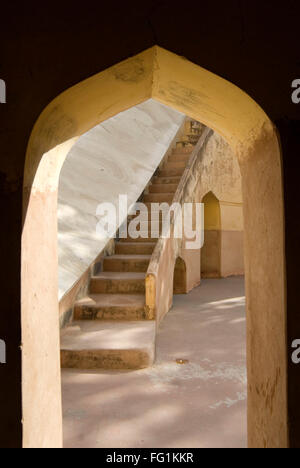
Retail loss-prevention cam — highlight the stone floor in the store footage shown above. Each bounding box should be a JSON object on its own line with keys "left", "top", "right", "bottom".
{"left": 62, "top": 276, "right": 247, "bottom": 448}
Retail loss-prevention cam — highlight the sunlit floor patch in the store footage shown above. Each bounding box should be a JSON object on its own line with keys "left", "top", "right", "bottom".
{"left": 62, "top": 276, "right": 247, "bottom": 448}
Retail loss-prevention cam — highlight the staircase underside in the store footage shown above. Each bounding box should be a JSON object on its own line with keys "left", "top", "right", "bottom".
{"left": 60, "top": 121, "right": 203, "bottom": 370}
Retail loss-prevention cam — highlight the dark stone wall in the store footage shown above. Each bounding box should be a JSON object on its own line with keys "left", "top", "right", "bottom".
{"left": 0, "top": 0, "right": 299, "bottom": 448}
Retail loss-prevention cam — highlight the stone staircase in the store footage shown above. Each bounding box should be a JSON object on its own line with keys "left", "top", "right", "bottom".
{"left": 60, "top": 121, "right": 202, "bottom": 370}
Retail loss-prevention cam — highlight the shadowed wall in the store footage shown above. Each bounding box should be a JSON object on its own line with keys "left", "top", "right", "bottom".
{"left": 201, "top": 192, "right": 221, "bottom": 278}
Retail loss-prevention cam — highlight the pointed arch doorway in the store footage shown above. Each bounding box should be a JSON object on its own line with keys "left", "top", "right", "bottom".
{"left": 22, "top": 46, "right": 286, "bottom": 448}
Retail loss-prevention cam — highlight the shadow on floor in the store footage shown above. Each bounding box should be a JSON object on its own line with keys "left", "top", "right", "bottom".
{"left": 62, "top": 276, "right": 247, "bottom": 448}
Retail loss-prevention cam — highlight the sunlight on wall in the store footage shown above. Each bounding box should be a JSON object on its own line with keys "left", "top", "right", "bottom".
{"left": 58, "top": 99, "right": 184, "bottom": 299}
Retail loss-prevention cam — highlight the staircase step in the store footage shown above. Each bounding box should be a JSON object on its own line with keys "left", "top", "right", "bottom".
{"left": 140, "top": 202, "right": 172, "bottom": 211}
{"left": 74, "top": 294, "right": 146, "bottom": 321}
{"left": 115, "top": 242, "right": 156, "bottom": 255}
{"left": 149, "top": 183, "right": 178, "bottom": 193}
{"left": 168, "top": 153, "right": 191, "bottom": 163}
{"left": 128, "top": 203, "right": 170, "bottom": 214}
{"left": 127, "top": 219, "right": 162, "bottom": 230}
{"left": 152, "top": 176, "right": 181, "bottom": 185}
{"left": 127, "top": 211, "right": 149, "bottom": 221}
{"left": 127, "top": 204, "right": 166, "bottom": 218}
{"left": 174, "top": 145, "right": 193, "bottom": 153}
{"left": 185, "top": 132, "right": 201, "bottom": 141}
{"left": 90, "top": 272, "right": 145, "bottom": 294}
{"left": 185, "top": 131, "right": 202, "bottom": 137}
{"left": 143, "top": 193, "right": 174, "bottom": 203}
{"left": 119, "top": 233, "right": 159, "bottom": 243}
{"left": 164, "top": 161, "right": 186, "bottom": 170}
{"left": 103, "top": 254, "right": 151, "bottom": 273}
{"left": 61, "top": 320, "right": 155, "bottom": 369}
{"left": 158, "top": 168, "right": 185, "bottom": 177}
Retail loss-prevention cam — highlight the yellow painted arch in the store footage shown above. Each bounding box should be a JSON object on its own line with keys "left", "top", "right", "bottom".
{"left": 24, "top": 46, "right": 272, "bottom": 192}
{"left": 22, "top": 46, "right": 287, "bottom": 448}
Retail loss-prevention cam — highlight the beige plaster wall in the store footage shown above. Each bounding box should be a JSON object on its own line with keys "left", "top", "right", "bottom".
{"left": 58, "top": 99, "right": 184, "bottom": 300}
{"left": 201, "top": 230, "right": 221, "bottom": 277}
{"left": 197, "top": 133, "right": 244, "bottom": 278}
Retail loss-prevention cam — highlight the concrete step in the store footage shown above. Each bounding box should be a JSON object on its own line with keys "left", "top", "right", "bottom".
{"left": 103, "top": 254, "right": 151, "bottom": 273}
{"left": 119, "top": 233, "right": 159, "bottom": 243}
{"left": 139, "top": 202, "right": 172, "bottom": 212}
{"left": 115, "top": 242, "right": 156, "bottom": 255}
{"left": 127, "top": 204, "right": 165, "bottom": 218}
{"left": 74, "top": 294, "right": 146, "bottom": 321}
{"left": 90, "top": 272, "right": 145, "bottom": 294}
{"left": 127, "top": 211, "right": 149, "bottom": 221}
{"left": 61, "top": 320, "right": 155, "bottom": 370}
{"left": 143, "top": 193, "right": 174, "bottom": 203}
{"left": 177, "top": 136, "right": 192, "bottom": 142}
{"left": 158, "top": 167, "right": 185, "bottom": 177}
{"left": 128, "top": 202, "right": 170, "bottom": 213}
{"left": 186, "top": 132, "right": 201, "bottom": 141}
{"left": 163, "top": 161, "right": 186, "bottom": 170}
{"left": 152, "top": 176, "right": 181, "bottom": 185}
{"left": 149, "top": 183, "right": 178, "bottom": 193}
{"left": 185, "top": 131, "right": 201, "bottom": 137}
{"left": 174, "top": 144, "right": 193, "bottom": 153}
{"left": 168, "top": 153, "right": 191, "bottom": 163}
{"left": 127, "top": 219, "right": 162, "bottom": 230}
{"left": 125, "top": 215, "right": 151, "bottom": 226}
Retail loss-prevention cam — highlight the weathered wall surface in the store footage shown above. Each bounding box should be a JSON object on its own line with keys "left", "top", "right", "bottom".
{"left": 201, "top": 192, "right": 221, "bottom": 277}
{"left": 180, "top": 131, "right": 244, "bottom": 289}
{"left": 198, "top": 132, "right": 244, "bottom": 278}
{"left": 58, "top": 99, "right": 184, "bottom": 299}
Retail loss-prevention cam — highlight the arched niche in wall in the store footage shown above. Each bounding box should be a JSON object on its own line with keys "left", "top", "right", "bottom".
{"left": 173, "top": 257, "right": 187, "bottom": 294}
{"left": 201, "top": 191, "right": 221, "bottom": 278}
